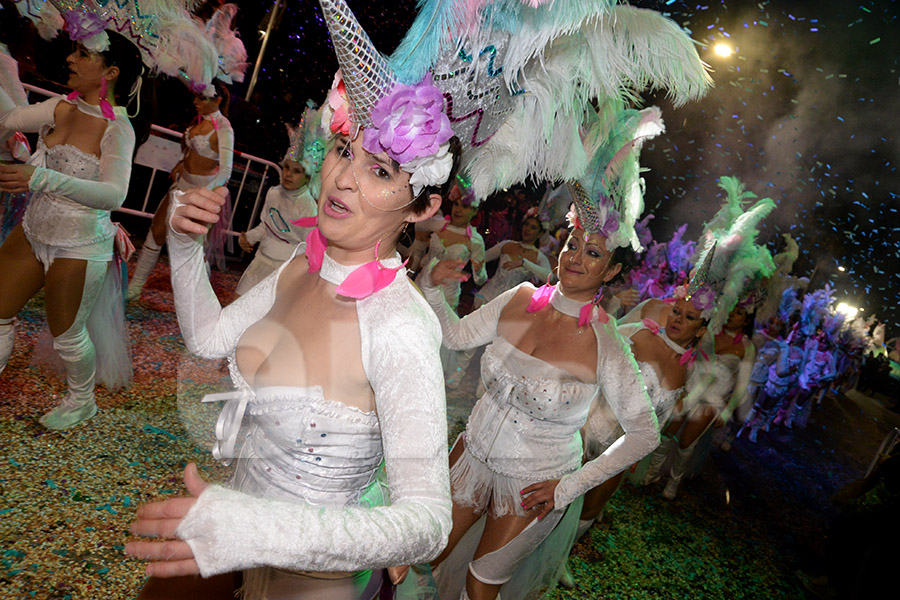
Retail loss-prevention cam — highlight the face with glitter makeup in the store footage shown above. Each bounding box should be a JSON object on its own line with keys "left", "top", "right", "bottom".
{"left": 317, "top": 133, "right": 440, "bottom": 259}
{"left": 666, "top": 298, "right": 707, "bottom": 345}
{"left": 557, "top": 228, "right": 621, "bottom": 301}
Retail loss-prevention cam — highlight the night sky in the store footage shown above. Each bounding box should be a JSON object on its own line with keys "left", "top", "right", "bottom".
{"left": 175, "top": 1, "right": 900, "bottom": 334}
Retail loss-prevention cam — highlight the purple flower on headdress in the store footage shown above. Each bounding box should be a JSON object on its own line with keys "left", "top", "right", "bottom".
{"left": 363, "top": 75, "right": 453, "bottom": 165}
{"left": 691, "top": 286, "right": 717, "bottom": 311}
{"left": 599, "top": 210, "right": 620, "bottom": 239}
{"left": 63, "top": 10, "right": 107, "bottom": 42}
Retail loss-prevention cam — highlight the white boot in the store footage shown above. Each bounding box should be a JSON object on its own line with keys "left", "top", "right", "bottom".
{"left": 663, "top": 445, "right": 692, "bottom": 500}
{"left": 642, "top": 435, "right": 675, "bottom": 485}
{"left": 126, "top": 233, "right": 162, "bottom": 301}
{"left": 0, "top": 316, "right": 14, "bottom": 376}
{"left": 40, "top": 323, "right": 97, "bottom": 430}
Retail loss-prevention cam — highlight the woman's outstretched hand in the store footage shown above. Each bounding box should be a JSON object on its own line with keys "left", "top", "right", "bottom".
{"left": 0, "top": 163, "right": 34, "bottom": 193}
{"left": 125, "top": 462, "right": 209, "bottom": 577}
{"left": 169, "top": 187, "right": 228, "bottom": 236}
{"left": 430, "top": 259, "right": 469, "bottom": 286}
{"left": 520, "top": 478, "right": 560, "bottom": 521}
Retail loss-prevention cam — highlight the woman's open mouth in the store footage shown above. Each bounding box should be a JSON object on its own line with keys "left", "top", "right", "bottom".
{"left": 323, "top": 196, "right": 352, "bottom": 218}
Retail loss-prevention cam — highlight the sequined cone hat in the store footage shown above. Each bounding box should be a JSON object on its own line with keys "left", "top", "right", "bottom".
{"left": 317, "top": 0, "right": 397, "bottom": 135}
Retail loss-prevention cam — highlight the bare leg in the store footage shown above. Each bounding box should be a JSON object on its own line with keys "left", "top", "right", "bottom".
{"left": 0, "top": 226, "right": 46, "bottom": 374}
{"left": 663, "top": 405, "right": 718, "bottom": 499}
{"left": 149, "top": 193, "right": 171, "bottom": 246}
{"left": 465, "top": 507, "right": 556, "bottom": 600}
{"left": 0, "top": 225, "right": 45, "bottom": 319}
{"left": 580, "top": 472, "right": 623, "bottom": 522}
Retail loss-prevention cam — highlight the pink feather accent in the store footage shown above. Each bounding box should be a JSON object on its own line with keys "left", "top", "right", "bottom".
{"left": 642, "top": 318, "right": 661, "bottom": 335}
{"left": 304, "top": 227, "right": 327, "bottom": 273}
{"left": 291, "top": 216, "right": 318, "bottom": 228}
{"left": 526, "top": 283, "right": 553, "bottom": 313}
{"left": 335, "top": 258, "right": 407, "bottom": 299}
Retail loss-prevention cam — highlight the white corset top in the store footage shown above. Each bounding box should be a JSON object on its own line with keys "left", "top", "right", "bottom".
{"left": 23, "top": 140, "right": 115, "bottom": 247}
{"left": 637, "top": 361, "right": 682, "bottom": 425}
{"left": 464, "top": 337, "right": 598, "bottom": 480}
{"left": 208, "top": 379, "right": 385, "bottom": 509}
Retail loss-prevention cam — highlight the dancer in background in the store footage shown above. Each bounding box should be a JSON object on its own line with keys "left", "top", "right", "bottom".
{"left": 126, "top": 81, "right": 235, "bottom": 300}
{"left": 127, "top": 4, "right": 246, "bottom": 300}
{"left": 0, "top": 0, "right": 215, "bottom": 429}
{"left": 473, "top": 208, "right": 552, "bottom": 308}
{"left": 235, "top": 104, "right": 324, "bottom": 296}
{"left": 126, "top": 2, "right": 458, "bottom": 597}
{"left": 415, "top": 180, "right": 657, "bottom": 600}
{"left": 639, "top": 178, "right": 775, "bottom": 499}
{"left": 411, "top": 180, "right": 486, "bottom": 310}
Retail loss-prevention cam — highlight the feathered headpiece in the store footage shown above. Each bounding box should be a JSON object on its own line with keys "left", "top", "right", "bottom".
{"left": 316, "top": 0, "right": 455, "bottom": 198}
{"left": 573, "top": 102, "right": 665, "bottom": 251}
{"left": 285, "top": 102, "right": 327, "bottom": 199}
{"left": 204, "top": 3, "right": 248, "bottom": 85}
{"left": 675, "top": 176, "right": 776, "bottom": 334}
{"left": 388, "top": 0, "right": 712, "bottom": 200}
{"left": 799, "top": 285, "right": 835, "bottom": 337}
{"left": 15, "top": 0, "right": 219, "bottom": 95}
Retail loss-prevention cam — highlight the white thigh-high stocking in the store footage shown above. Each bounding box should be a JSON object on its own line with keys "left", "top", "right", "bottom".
{"left": 126, "top": 232, "right": 162, "bottom": 300}
{"left": 0, "top": 316, "right": 14, "bottom": 376}
{"left": 41, "top": 261, "right": 107, "bottom": 430}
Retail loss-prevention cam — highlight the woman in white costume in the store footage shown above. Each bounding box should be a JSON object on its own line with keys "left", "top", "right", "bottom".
{"left": 415, "top": 181, "right": 658, "bottom": 600}
{"left": 126, "top": 81, "right": 235, "bottom": 300}
{"left": 127, "top": 4, "right": 246, "bottom": 299}
{"left": 0, "top": 27, "right": 142, "bottom": 429}
{"left": 126, "top": 2, "right": 458, "bottom": 598}
{"left": 636, "top": 178, "right": 775, "bottom": 499}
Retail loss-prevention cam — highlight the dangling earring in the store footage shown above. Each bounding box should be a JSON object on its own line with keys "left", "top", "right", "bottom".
{"left": 98, "top": 76, "right": 116, "bottom": 121}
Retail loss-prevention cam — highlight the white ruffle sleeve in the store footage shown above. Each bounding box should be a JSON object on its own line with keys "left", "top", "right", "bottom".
{"left": 719, "top": 340, "right": 756, "bottom": 423}
{"left": 553, "top": 319, "right": 659, "bottom": 509}
{"left": 168, "top": 228, "right": 451, "bottom": 575}
{"left": 211, "top": 116, "right": 234, "bottom": 189}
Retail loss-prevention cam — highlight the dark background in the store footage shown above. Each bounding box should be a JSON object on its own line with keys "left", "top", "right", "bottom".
{"left": 2, "top": 0, "right": 897, "bottom": 333}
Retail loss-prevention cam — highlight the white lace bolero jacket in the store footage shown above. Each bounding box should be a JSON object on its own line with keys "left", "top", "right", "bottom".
{"left": 421, "top": 278, "right": 659, "bottom": 510}
{"left": 0, "top": 96, "right": 134, "bottom": 246}
{"left": 166, "top": 228, "right": 452, "bottom": 577}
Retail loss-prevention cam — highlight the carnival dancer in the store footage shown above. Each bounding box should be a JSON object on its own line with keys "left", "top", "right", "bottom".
{"left": 126, "top": 2, "right": 459, "bottom": 597}
{"left": 0, "top": 0, "right": 215, "bottom": 429}
{"left": 410, "top": 179, "right": 487, "bottom": 309}
{"left": 473, "top": 208, "right": 552, "bottom": 308}
{"left": 740, "top": 287, "right": 804, "bottom": 442}
{"left": 635, "top": 177, "right": 775, "bottom": 498}
{"left": 126, "top": 4, "right": 245, "bottom": 300}
{"left": 235, "top": 105, "right": 324, "bottom": 296}
{"left": 414, "top": 180, "right": 657, "bottom": 600}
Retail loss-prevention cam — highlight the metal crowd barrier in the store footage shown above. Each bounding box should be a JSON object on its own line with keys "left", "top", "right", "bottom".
{"left": 22, "top": 83, "right": 281, "bottom": 240}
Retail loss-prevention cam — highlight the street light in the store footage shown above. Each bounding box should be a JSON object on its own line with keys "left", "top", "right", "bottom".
{"left": 836, "top": 303, "right": 858, "bottom": 319}
{"left": 838, "top": 265, "right": 846, "bottom": 272}
{"left": 713, "top": 43, "right": 733, "bottom": 58}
